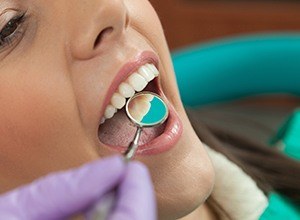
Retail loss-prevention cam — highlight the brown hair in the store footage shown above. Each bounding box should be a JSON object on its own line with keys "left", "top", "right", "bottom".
{"left": 186, "top": 106, "right": 300, "bottom": 207}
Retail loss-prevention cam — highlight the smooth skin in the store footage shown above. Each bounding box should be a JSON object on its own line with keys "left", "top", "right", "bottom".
{"left": 0, "top": 0, "right": 215, "bottom": 219}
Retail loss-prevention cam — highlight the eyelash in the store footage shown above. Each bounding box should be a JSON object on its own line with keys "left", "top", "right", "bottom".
{"left": 0, "top": 12, "right": 27, "bottom": 50}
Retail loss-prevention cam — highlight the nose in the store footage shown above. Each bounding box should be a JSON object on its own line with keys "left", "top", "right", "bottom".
{"left": 69, "top": 0, "right": 129, "bottom": 60}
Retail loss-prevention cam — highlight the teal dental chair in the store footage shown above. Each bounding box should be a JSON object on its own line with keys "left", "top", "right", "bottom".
{"left": 172, "top": 33, "right": 300, "bottom": 219}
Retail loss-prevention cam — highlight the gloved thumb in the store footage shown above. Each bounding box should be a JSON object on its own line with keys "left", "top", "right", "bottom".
{"left": 0, "top": 156, "right": 125, "bottom": 220}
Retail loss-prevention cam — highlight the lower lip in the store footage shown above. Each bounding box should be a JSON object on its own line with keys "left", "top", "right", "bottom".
{"left": 100, "top": 92, "right": 183, "bottom": 156}
{"left": 137, "top": 101, "right": 183, "bottom": 155}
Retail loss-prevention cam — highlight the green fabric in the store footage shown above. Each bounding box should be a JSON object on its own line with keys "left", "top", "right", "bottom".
{"left": 261, "top": 110, "right": 300, "bottom": 219}
{"left": 172, "top": 33, "right": 300, "bottom": 107}
{"left": 270, "top": 109, "right": 300, "bottom": 160}
{"left": 260, "top": 193, "right": 300, "bottom": 220}
{"left": 171, "top": 33, "right": 300, "bottom": 219}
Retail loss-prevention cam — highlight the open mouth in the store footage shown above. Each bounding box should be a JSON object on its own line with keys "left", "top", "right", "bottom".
{"left": 97, "top": 52, "right": 183, "bottom": 155}
{"left": 98, "top": 63, "right": 167, "bottom": 150}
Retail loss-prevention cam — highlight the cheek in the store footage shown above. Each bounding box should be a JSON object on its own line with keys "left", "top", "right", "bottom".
{"left": 0, "top": 72, "right": 72, "bottom": 145}
{"left": 0, "top": 64, "right": 97, "bottom": 192}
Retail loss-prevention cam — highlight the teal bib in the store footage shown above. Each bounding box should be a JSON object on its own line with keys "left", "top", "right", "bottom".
{"left": 261, "top": 109, "right": 300, "bottom": 220}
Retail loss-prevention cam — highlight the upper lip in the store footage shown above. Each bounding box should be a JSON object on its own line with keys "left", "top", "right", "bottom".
{"left": 99, "top": 50, "right": 159, "bottom": 125}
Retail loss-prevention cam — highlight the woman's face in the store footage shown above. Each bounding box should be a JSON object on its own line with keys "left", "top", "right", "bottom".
{"left": 0, "top": 0, "right": 214, "bottom": 219}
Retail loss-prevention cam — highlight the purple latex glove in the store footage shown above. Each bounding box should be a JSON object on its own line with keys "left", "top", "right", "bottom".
{"left": 0, "top": 156, "right": 156, "bottom": 220}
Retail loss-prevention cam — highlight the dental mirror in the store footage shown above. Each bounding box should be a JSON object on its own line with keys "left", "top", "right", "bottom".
{"left": 124, "top": 91, "right": 169, "bottom": 161}
{"left": 90, "top": 92, "right": 169, "bottom": 219}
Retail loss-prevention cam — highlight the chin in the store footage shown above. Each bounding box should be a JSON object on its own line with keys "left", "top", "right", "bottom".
{"left": 141, "top": 108, "right": 215, "bottom": 220}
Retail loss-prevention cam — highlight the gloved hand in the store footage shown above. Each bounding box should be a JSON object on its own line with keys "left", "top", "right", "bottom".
{"left": 0, "top": 156, "right": 156, "bottom": 220}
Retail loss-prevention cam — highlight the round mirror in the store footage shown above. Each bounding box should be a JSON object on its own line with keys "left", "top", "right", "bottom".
{"left": 126, "top": 92, "right": 169, "bottom": 127}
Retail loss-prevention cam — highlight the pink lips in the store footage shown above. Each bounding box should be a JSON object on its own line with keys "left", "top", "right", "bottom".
{"left": 98, "top": 51, "right": 183, "bottom": 156}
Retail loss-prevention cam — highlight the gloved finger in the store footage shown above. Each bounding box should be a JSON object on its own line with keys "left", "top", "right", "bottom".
{"left": 108, "top": 161, "right": 157, "bottom": 220}
{"left": 0, "top": 156, "right": 125, "bottom": 220}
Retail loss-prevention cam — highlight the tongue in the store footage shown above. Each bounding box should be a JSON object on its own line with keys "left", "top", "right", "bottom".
{"left": 98, "top": 108, "right": 165, "bottom": 147}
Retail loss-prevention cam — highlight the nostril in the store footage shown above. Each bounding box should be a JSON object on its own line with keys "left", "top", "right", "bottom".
{"left": 94, "top": 27, "right": 114, "bottom": 49}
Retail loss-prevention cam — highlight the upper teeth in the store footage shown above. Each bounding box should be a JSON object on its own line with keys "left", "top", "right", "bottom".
{"left": 101, "top": 63, "right": 159, "bottom": 124}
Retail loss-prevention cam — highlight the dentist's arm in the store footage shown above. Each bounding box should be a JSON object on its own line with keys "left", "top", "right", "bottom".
{"left": 0, "top": 156, "right": 156, "bottom": 220}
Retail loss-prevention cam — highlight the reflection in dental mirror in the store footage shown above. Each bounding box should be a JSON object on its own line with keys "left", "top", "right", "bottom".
{"left": 124, "top": 92, "right": 169, "bottom": 160}
{"left": 126, "top": 92, "right": 168, "bottom": 127}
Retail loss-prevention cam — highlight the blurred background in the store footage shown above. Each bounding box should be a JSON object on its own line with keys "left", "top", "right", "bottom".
{"left": 148, "top": 0, "right": 300, "bottom": 162}
{"left": 149, "top": 0, "right": 300, "bottom": 50}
